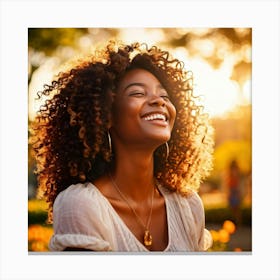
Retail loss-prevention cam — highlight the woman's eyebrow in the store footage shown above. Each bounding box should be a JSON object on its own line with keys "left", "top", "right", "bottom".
{"left": 123, "top": 82, "right": 145, "bottom": 91}
{"left": 124, "top": 82, "right": 166, "bottom": 92}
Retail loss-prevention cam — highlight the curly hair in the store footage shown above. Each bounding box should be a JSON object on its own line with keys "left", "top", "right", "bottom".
{"left": 30, "top": 41, "right": 214, "bottom": 222}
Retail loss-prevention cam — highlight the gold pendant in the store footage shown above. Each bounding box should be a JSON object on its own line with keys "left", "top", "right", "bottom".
{"left": 144, "top": 229, "right": 152, "bottom": 246}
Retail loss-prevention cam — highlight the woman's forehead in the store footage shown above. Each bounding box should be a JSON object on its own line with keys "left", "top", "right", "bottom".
{"left": 117, "top": 68, "right": 164, "bottom": 90}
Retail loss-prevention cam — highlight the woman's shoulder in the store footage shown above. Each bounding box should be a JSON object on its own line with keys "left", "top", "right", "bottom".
{"left": 160, "top": 184, "right": 202, "bottom": 203}
{"left": 53, "top": 182, "right": 102, "bottom": 211}
{"left": 182, "top": 189, "right": 203, "bottom": 205}
{"left": 161, "top": 185, "right": 204, "bottom": 214}
{"left": 52, "top": 182, "right": 111, "bottom": 228}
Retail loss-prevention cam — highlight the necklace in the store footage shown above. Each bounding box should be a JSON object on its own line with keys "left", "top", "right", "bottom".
{"left": 109, "top": 173, "right": 154, "bottom": 247}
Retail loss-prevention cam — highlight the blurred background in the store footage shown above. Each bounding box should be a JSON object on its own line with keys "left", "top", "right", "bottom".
{"left": 28, "top": 28, "right": 252, "bottom": 252}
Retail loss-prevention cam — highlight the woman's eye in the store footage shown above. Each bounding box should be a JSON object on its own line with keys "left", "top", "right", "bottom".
{"left": 161, "top": 94, "right": 170, "bottom": 101}
{"left": 129, "top": 92, "right": 145, "bottom": 97}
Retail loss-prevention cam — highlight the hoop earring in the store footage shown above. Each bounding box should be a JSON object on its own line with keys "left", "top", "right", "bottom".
{"left": 165, "top": 142, "right": 169, "bottom": 161}
{"left": 107, "top": 131, "right": 112, "bottom": 156}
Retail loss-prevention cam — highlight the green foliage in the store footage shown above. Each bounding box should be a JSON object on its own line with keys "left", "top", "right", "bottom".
{"left": 28, "top": 28, "right": 88, "bottom": 55}
{"left": 205, "top": 206, "right": 251, "bottom": 226}
{"left": 28, "top": 199, "right": 48, "bottom": 225}
{"left": 28, "top": 28, "right": 251, "bottom": 85}
{"left": 28, "top": 211, "right": 48, "bottom": 225}
{"left": 162, "top": 28, "right": 251, "bottom": 83}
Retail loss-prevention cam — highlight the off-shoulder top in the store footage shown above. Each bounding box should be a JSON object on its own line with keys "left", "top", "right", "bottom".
{"left": 49, "top": 182, "right": 212, "bottom": 252}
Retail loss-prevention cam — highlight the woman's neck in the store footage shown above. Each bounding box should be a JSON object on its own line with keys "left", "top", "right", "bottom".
{"left": 110, "top": 148, "right": 155, "bottom": 201}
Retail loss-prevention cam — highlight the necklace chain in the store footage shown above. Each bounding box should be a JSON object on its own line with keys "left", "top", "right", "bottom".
{"left": 109, "top": 173, "right": 155, "bottom": 247}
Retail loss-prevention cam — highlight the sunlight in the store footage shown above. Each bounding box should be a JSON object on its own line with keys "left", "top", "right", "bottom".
{"left": 172, "top": 47, "right": 243, "bottom": 117}
{"left": 243, "top": 80, "right": 251, "bottom": 103}
{"left": 28, "top": 49, "right": 245, "bottom": 120}
{"left": 192, "top": 60, "right": 240, "bottom": 117}
{"left": 28, "top": 57, "right": 60, "bottom": 120}
{"left": 119, "top": 28, "right": 165, "bottom": 46}
{"left": 28, "top": 28, "right": 251, "bottom": 120}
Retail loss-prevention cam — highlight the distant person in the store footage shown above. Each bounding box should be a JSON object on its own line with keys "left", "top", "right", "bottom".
{"left": 31, "top": 41, "right": 214, "bottom": 252}
{"left": 227, "top": 160, "right": 242, "bottom": 225}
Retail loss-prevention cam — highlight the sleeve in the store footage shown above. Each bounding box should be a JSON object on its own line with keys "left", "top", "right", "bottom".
{"left": 188, "top": 191, "right": 213, "bottom": 251}
{"left": 48, "top": 184, "right": 112, "bottom": 251}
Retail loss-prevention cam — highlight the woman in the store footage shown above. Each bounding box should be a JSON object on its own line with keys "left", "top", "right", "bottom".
{"left": 30, "top": 41, "right": 214, "bottom": 252}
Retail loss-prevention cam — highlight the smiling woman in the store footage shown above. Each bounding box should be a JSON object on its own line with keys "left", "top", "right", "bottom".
{"left": 30, "top": 41, "right": 214, "bottom": 252}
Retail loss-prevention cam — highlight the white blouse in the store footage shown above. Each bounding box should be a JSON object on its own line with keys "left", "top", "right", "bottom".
{"left": 49, "top": 182, "right": 212, "bottom": 252}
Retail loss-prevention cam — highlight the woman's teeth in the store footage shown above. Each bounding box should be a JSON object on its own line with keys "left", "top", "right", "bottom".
{"left": 143, "top": 114, "right": 166, "bottom": 121}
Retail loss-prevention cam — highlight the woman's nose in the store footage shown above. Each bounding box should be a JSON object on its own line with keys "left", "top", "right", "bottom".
{"left": 148, "top": 94, "right": 165, "bottom": 107}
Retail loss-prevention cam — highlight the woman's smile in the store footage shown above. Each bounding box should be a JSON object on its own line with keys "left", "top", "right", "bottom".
{"left": 141, "top": 111, "right": 169, "bottom": 126}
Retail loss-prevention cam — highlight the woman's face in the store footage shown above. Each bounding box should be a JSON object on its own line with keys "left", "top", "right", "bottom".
{"left": 111, "top": 68, "right": 176, "bottom": 149}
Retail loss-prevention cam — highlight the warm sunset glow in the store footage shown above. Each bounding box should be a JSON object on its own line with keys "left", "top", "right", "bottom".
{"left": 28, "top": 55, "right": 248, "bottom": 120}
{"left": 28, "top": 28, "right": 253, "bottom": 254}
{"left": 28, "top": 28, "right": 251, "bottom": 120}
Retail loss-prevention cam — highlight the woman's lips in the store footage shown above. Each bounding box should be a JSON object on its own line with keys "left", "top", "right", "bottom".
{"left": 141, "top": 112, "right": 169, "bottom": 127}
